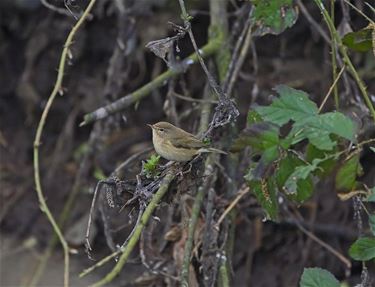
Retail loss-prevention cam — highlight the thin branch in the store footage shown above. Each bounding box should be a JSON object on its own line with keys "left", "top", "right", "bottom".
{"left": 215, "top": 187, "right": 250, "bottom": 229}
{"left": 313, "top": 0, "right": 375, "bottom": 122}
{"left": 181, "top": 157, "right": 216, "bottom": 286}
{"left": 290, "top": 213, "right": 352, "bottom": 269}
{"left": 330, "top": 0, "right": 339, "bottom": 109}
{"left": 225, "top": 17, "right": 253, "bottom": 97}
{"left": 32, "top": 1, "right": 96, "bottom": 286}
{"left": 172, "top": 91, "right": 218, "bottom": 104}
{"left": 319, "top": 65, "right": 345, "bottom": 112}
{"left": 28, "top": 124, "right": 100, "bottom": 286}
{"left": 80, "top": 40, "right": 221, "bottom": 126}
{"left": 344, "top": 0, "right": 374, "bottom": 24}
{"left": 41, "top": 0, "right": 74, "bottom": 17}
{"left": 86, "top": 169, "right": 176, "bottom": 287}
{"left": 297, "top": 0, "right": 331, "bottom": 43}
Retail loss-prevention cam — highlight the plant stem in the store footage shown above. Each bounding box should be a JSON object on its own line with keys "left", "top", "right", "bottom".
{"left": 218, "top": 254, "right": 230, "bottom": 287}
{"left": 81, "top": 39, "right": 221, "bottom": 126}
{"left": 330, "top": 0, "right": 339, "bottom": 109}
{"left": 88, "top": 169, "right": 176, "bottom": 287}
{"left": 32, "top": 1, "right": 96, "bottom": 286}
{"left": 314, "top": 0, "right": 375, "bottom": 122}
{"left": 180, "top": 156, "right": 216, "bottom": 286}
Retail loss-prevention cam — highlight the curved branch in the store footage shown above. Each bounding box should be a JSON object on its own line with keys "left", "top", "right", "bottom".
{"left": 32, "top": 1, "right": 97, "bottom": 286}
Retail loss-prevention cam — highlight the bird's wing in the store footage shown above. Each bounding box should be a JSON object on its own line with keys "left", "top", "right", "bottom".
{"left": 171, "top": 133, "right": 205, "bottom": 149}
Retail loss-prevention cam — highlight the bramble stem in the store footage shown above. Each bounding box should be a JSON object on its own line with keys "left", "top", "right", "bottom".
{"left": 314, "top": 0, "right": 375, "bottom": 122}
{"left": 32, "top": 1, "right": 96, "bottom": 286}
{"left": 88, "top": 170, "right": 176, "bottom": 287}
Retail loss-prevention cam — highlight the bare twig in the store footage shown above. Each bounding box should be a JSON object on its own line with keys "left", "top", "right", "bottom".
{"left": 319, "top": 65, "right": 345, "bottom": 112}
{"left": 28, "top": 124, "right": 101, "bottom": 286}
{"left": 224, "top": 10, "right": 254, "bottom": 97}
{"left": 215, "top": 187, "right": 250, "bottom": 229}
{"left": 181, "top": 156, "right": 216, "bottom": 286}
{"left": 40, "top": 0, "right": 74, "bottom": 17}
{"left": 344, "top": 0, "right": 374, "bottom": 24}
{"left": 172, "top": 91, "right": 218, "bottom": 104}
{"left": 289, "top": 210, "right": 352, "bottom": 269}
{"left": 313, "top": 0, "right": 375, "bottom": 122}
{"left": 85, "top": 169, "right": 176, "bottom": 286}
{"left": 330, "top": 0, "right": 339, "bottom": 109}
{"left": 178, "top": 0, "right": 239, "bottom": 132}
{"left": 80, "top": 40, "right": 221, "bottom": 126}
{"left": 32, "top": 1, "right": 96, "bottom": 286}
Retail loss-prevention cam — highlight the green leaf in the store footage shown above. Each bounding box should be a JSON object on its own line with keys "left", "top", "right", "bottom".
{"left": 342, "top": 28, "right": 373, "bottom": 52}
{"left": 369, "top": 215, "right": 375, "bottom": 236}
{"left": 247, "top": 178, "right": 278, "bottom": 220}
{"left": 256, "top": 85, "right": 318, "bottom": 126}
{"left": 231, "top": 122, "right": 279, "bottom": 152}
{"left": 251, "top": 0, "right": 298, "bottom": 36}
{"left": 252, "top": 146, "right": 280, "bottom": 179}
{"left": 256, "top": 86, "right": 356, "bottom": 151}
{"left": 247, "top": 110, "right": 263, "bottom": 124}
{"left": 306, "top": 144, "right": 338, "bottom": 177}
{"left": 275, "top": 154, "right": 313, "bottom": 203}
{"left": 143, "top": 154, "right": 161, "bottom": 178}
{"left": 94, "top": 167, "right": 106, "bottom": 181}
{"left": 299, "top": 267, "right": 340, "bottom": 287}
{"left": 290, "top": 112, "right": 355, "bottom": 150}
{"left": 283, "top": 158, "right": 322, "bottom": 195}
{"left": 349, "top": 237, "right": 375, "bottom": 261}
{"left": 370, "top": 147, "right": 375, "bottom": 153}
{"left": 335, "top": 154, "right": 360, "bottom": 191}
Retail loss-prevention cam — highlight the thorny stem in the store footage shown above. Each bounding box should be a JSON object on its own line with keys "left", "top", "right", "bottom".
{"left": 87, "top": 169, "right": 176, "bottom": 287}
{"left": 32, "top": 1, "right": 96, "bottom": 286}
{"left": 314, "top": 0, "right": 375, "bottom": 122}
{"left": 81, "top": 39, "right": 221, "bottom": 126}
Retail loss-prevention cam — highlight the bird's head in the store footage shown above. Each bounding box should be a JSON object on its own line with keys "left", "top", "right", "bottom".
{"left": 148, "top": 122, "right": 176, "bottom": 139}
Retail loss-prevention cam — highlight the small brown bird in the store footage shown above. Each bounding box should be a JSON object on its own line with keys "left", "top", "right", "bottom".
{"left": 148, "top": 121, "right": 226, "bottom": 162}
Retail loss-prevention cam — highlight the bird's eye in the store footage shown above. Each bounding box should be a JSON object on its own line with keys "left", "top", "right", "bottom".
{"left": 158, "top": 128, "right": 164, "bottom": 132}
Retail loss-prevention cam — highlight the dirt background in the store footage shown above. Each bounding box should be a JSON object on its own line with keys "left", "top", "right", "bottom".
{"left": 0, "top": 0, "right": 374, "bottom": 286}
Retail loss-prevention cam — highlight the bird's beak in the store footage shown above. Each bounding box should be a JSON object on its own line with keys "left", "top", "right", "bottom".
{"left": 147, "top": 124, "right": 154, "bottom": 129}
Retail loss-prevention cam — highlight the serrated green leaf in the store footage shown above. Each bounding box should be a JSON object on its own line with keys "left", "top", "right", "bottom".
{"left": 335, "top": 155, "right": 359, "bottom": 191}
{"left": 369, "top": 215, "right": 375, "bottom": 236}
{"left": 247, "top": 178, "right": 278, "bottom": 220}
{"left": 342, "top": 28, "right": 373, "bottom": 52}
{"left": 284, "top": 161, "right": 319, "bottom": 195}
{"left": 275, "top": 154, "right": 313, "bottom": 203}
{"left": 231, "top": 122, "right": 279, "bottom": 152}
{"left": 291, "top": 112, "right": 355, "bottom": 150}
{"left": 251, "top": 0, "right": 298, "bottom": 36}
{"left": 299, "top": 267, "right": 340, "bottom": 287}
{"left": 256, "top": 86, "right": 356, "bottom": 151}
{"left": 349, "top": 237, "right": 375, "bottom": 261}
{"left": 306, "top": 144, "right": 338, "bottom": 177}
{"left": 256, "top": 85, "right": 318, "bottom": 126}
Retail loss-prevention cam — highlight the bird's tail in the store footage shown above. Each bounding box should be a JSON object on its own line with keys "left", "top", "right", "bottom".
{"left": 198, "top": 147, "right": 227, "bottom": 155}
